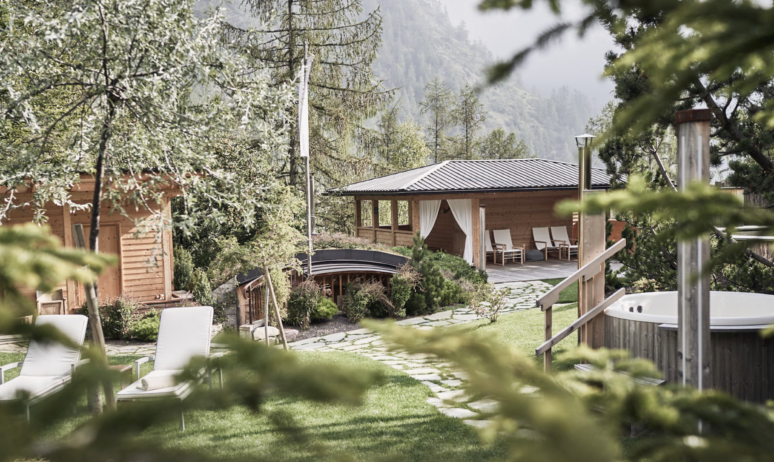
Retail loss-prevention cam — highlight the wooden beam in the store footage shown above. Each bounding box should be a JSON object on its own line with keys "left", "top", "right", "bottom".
{"left": 676, "top": 108, "right": 712, "bottom": 391}
{"left": 579, "top": 190, "right": 607, "bottom": 349}
{"left": 471, "top": 198, "right": 480, "bottom": 268}
{"left": 355, "top": 199, "right": 362, "bottom": 229}
{"left": 391, "top": 199, "right": 398, "bottom": 246}
{"left": 161, "top": 197, "right": 172, "bottom": 301}
{"left": 62, "top": 204, "right": 77, "bottom": 312}
{"left": 411, "top": 199, "right": 420, "bottom": 240}
{"left": 372, "top": 200, "right": 378, "bottom": 243}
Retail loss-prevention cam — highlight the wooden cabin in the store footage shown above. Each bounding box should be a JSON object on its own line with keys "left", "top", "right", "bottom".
{"left": 1, "top": 174, "right": 181, "bottom": 313}
{"left": 330, "top": 159, "right": 611, "bottom": 268}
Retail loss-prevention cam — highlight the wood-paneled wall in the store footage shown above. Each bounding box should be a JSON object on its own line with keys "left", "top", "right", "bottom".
{"left": 2, "top": 196, "right": 175, "bottom": 312}
{"left": 481, "top": 190, "right": 576, "bottom": 251}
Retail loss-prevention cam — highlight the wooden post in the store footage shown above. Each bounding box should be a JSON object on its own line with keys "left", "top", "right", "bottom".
{"left": 391, "top": 199, "right": 398, "bottom": 246}
{"left": 579, "top": 191, "right": 606, "bottom": 348}
{"left": 263, "top": 267, "right": 288, "bottom": 351}
{"left": 471, "top": 198, "right": 480, "bottom": 268}
{"left": 372, "top": 200, "right": 378, "bottom": 243}
{"left": 62, "top": 204, "right": 77, "bottom": 313}
{"left": 676, "top": 109, "right": 712, "bottom": 391}
{"left": 411, "top": 199, "right": 420, "bottom": 239}
{"left": 479, "top": 204, "right": 486, "bottom": 271}
{"left": 355, "top": 198, "right": 362, "bottom": 231}
{"left": 545, "top": 306, "right": 553, "bottom": 372}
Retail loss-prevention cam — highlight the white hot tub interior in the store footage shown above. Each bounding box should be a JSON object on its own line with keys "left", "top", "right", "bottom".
{"left": 605, "top": 291, "right": 774, "bottom": 326}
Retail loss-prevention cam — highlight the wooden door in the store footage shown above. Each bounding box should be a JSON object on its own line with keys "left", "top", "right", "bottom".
{"left": 80, "top": 225, "right": 121, "bottom": 304}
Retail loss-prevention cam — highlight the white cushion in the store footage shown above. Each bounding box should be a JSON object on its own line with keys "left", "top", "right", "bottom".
{"left": 154, "top": 306, "right": 213, "bottom": 371}
{"left": 117, "top": 370, "right": 193, "bottom": 399}
{"left": 20, "top": 315, "right": 88, "bottom": 377}
{"left": 493, "top": 229, "right": 515, "bottom": 250}
{"left": 0, "top": 376, "right": 67, "bottom": 401}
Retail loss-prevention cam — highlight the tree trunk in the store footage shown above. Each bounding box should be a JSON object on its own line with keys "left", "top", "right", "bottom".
{"left": 287, "top": 0, "right": 298, "bottom": 186}
{"left": 85, "top": 100, "right": 117, "bottom": 412}
{"left": 263, "top": 268, "right": 288, "bottom": 350}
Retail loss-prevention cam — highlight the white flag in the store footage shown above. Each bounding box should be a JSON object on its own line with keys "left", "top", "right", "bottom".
{"left": 298, "top": 56, "right": 314, "bottom": 158}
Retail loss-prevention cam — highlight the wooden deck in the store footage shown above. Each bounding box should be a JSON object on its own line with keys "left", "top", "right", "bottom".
{"left": 486, "top": 259, "right": 578, "bottom": 283}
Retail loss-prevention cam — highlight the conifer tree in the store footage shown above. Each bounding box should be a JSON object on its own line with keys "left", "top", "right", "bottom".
{"left": 419, "top": 78, "right": 453, "bottom": 163}
{"left": 478, "top": 128, "right": 531, "bottom": 160}
{"left": 451, "top": 84, "right": 487, "bottom": 160}
{"left": 227, "top": 0, "right": 392, "bottom": 187}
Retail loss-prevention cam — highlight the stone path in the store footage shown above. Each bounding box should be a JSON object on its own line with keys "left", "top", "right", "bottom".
{"left": 288, "top": 281, "right": 552, "bottom": 427}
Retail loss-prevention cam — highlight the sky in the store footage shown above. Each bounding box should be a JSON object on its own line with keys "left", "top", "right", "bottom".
{"left": 440, "top": 0, "right": 617, "bottom": 110}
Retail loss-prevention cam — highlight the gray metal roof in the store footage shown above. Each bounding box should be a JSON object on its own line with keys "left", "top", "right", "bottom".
{"left": 329, "top": 159, "right": 611, "bottom": 196}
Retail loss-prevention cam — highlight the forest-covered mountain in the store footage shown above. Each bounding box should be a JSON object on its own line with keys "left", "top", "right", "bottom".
{"left": 364, "top": 0, "right": 595, "bottom": 162}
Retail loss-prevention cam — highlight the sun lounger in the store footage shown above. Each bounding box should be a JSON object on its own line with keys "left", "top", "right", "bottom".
{"left": 550, "top": 226, "right": 579, "bottom": 261}
{"left": 492, "top": 229, "right": 524, "bottom": 264}
{"left": 0, "top": 315, "right": 89, "bottom": 421}
{"left": 532, "top": 227, "right": 563, "bottom": 260}
{"left": 485, "top": 232, "right": 504, "bottom": 265}
{"left": 117, "top": 306, "right": 215, "bottom": 431}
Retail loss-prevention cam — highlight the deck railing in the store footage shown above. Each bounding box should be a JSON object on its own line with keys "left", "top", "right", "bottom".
{"left": 535, "top": 238, "right": 626, "bottom": 372}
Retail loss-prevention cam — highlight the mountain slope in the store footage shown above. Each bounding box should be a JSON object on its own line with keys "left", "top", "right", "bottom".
{"left": 365, "top": 0, "right": 594, "bottom": 162}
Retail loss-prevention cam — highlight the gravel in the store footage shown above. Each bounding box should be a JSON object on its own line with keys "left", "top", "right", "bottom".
{"left": 292, "top": 314, "right": 362, "bottom": 342}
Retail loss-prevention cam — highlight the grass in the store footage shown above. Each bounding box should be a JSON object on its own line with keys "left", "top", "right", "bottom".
{"left": 1, "top": 350, "right": 505, "bottom": 461}
{"left": 541, "top": 278, "right": 579, "bottom": 304}
{"left": 457, "top": 303, "right": 580, "bottom": 372}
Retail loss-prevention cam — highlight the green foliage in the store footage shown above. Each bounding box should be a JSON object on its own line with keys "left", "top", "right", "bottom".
{"left": 190, "top": 269, "right": 214, "bottom": 307}
{"left": 450, "top": 84, "right": 487, "bottom": 160}
{"left": 419, "top": 77, "right": 454, "bottom": 163}
{"left": 312, "top": 298, "right": 339, "bottom": 322}
{"left": 129, "top": 311, "right": 160, "bottom": 342}
{"left": 173, "top": 246, "right": 194, "bottom": 292}
{"left": 99, "top": 297, "right": 141, "bottom": 341}
{"left": 341, "top": 282, "right": 393, "bottom": 322}
{"left": 389, "top": 264, "right": 421, "bottom": 319}
{"left": 313, "top": 232, "right": 397, "bottom": 252}
{"left": 478, "top": 128, "right": 531, "bottom": 160}
{"left": 469, "top": 284, "right": 512, "bottom": 323}
{"left": 287, "top": 280, "right": 322, "bottom": 329}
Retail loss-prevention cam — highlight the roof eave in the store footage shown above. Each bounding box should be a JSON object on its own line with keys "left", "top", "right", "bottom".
{"left": 326, "top": 185, "right": 611, "bottom": 197}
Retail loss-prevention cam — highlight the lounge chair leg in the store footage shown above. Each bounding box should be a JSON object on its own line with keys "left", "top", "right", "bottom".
{"left": 180, "top": 405, "right": 185, "bottom": 432}
{"left": 26, "top": 405, "right": 30, "bottom": 424}
{"left": 218, "top": 363, "right": 224, "bottom": 390}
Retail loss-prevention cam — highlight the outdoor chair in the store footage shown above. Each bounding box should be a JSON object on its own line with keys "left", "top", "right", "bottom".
{"left": 117, "top": 306, "right": 220, "bottom": 431}
{"left": 0, "top": 314, "right": 89, "bottom": 422}
{"left": 492, "top": 229, "right": 525, "bottom": 264}
{"left": 485, "top": 232, "right": 504, "bottom": 265}
{"left": 550, "top": 226, "right": 579, "bottom": 261}
{"left": 532, "top": 227, "right": 563, "bottom": 260}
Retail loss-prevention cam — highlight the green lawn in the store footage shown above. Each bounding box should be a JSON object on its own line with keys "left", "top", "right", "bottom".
{"left": 0, "top": 351, "right": 505, "bottom": 461}
{"left": 541, "top": 278, "right": 579, "bottom": 304}
{"left": 0, "top": 280, "right": 581, "bottom": 460}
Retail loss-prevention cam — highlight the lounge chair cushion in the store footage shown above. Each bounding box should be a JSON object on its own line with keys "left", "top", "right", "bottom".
{"left": 0, "top": 376, "right": 68, "bottom": 401}
{"left": 20, "top": 315, "right": 88, "bottom": 377}
{"left": 117, "top": 370, "right": 193, "bottom": 399}
{"left": 154, "top": 306, "right": 213, "bottom": 371}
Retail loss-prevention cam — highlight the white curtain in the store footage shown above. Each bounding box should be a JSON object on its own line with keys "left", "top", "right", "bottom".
{"left": 448, "top": 199, "right": 473, "bottom": 264}
{"left": 419, "top": 200, "right": 441, "bottom": 239}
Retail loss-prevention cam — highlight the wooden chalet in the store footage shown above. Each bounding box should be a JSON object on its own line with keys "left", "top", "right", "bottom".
{"left": 331, "top": 159, "right": 611, "bottom": 268}
{"left": 1, "top": 174, "right": 182, "bottom": 313}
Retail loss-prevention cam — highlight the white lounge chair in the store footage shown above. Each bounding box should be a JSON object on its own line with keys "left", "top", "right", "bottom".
{"left": 492, "top": 229, "right": 524, "bottom": 264}
{"left": 550, "top": 226, "right": 579, "bottom": 261}
{"left": 485, "top": 232, "right": 503, "bottom": 265}
{"left": 0, "top": 315, "right": 89, "bottom": 421}
{"left": 117, "top": 306, "right": 215, "bottom": 431}
{"left": 532, "top": 227, "right": 563, "bottom": 260}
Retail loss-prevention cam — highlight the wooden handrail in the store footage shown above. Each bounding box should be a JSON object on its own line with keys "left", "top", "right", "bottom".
{"left": 536, "top": 238, "right": 626, "bottom": 310}
{"left": 535, "top": 289, "right": 625, "bottom": 356}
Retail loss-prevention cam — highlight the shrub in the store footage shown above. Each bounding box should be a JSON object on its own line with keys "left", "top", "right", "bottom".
{"left": 469, "top": 284, "right": 512, "bottom": 323}
{"left": 77, "top": 297, "right": 141, "bottom": 340}
{"left": 313, "top": 232, "right": 396, "bottom": 253}
{"left": 130, "top": 311, "right": 160, "bottom": 342}
{"left": 312, "top": 298, "right": 338, "bottom": 321}
{"left": 101, "top": 297, "right": 140, "bottom": 340}
{"left": 341, "top": 281, "right": 392, "bottom": 323}
{"left": 190, "top": 268, "right": 214, "bottom": 306}
{"left": 173, "top": 245, "right": 194, "bottom": 291}
{"left": 389, "top": 263, "right": 421, "bottom": 318}
{"left": 287, "top": 279, "right": 322, "bottom": 329}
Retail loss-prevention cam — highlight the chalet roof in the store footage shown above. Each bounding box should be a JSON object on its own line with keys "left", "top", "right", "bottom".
{"left": 329, "top": 159, "right": 611, "bottom": 196}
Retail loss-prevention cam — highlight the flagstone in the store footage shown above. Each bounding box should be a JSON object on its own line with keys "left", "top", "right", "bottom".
{"left": 410, "top": 373, "right": 442, "bottom": 381}
{"left": 421, "top": 381, "right": 449, "bottom": 393}
{"left": 425, "top": 310, "right": 453, "bottom": 320}
{"left": 439, "top": 408, "right": 478, "bottom": 419}
{"left": 468, "top": 399, "right": 499, "bottom": 413}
